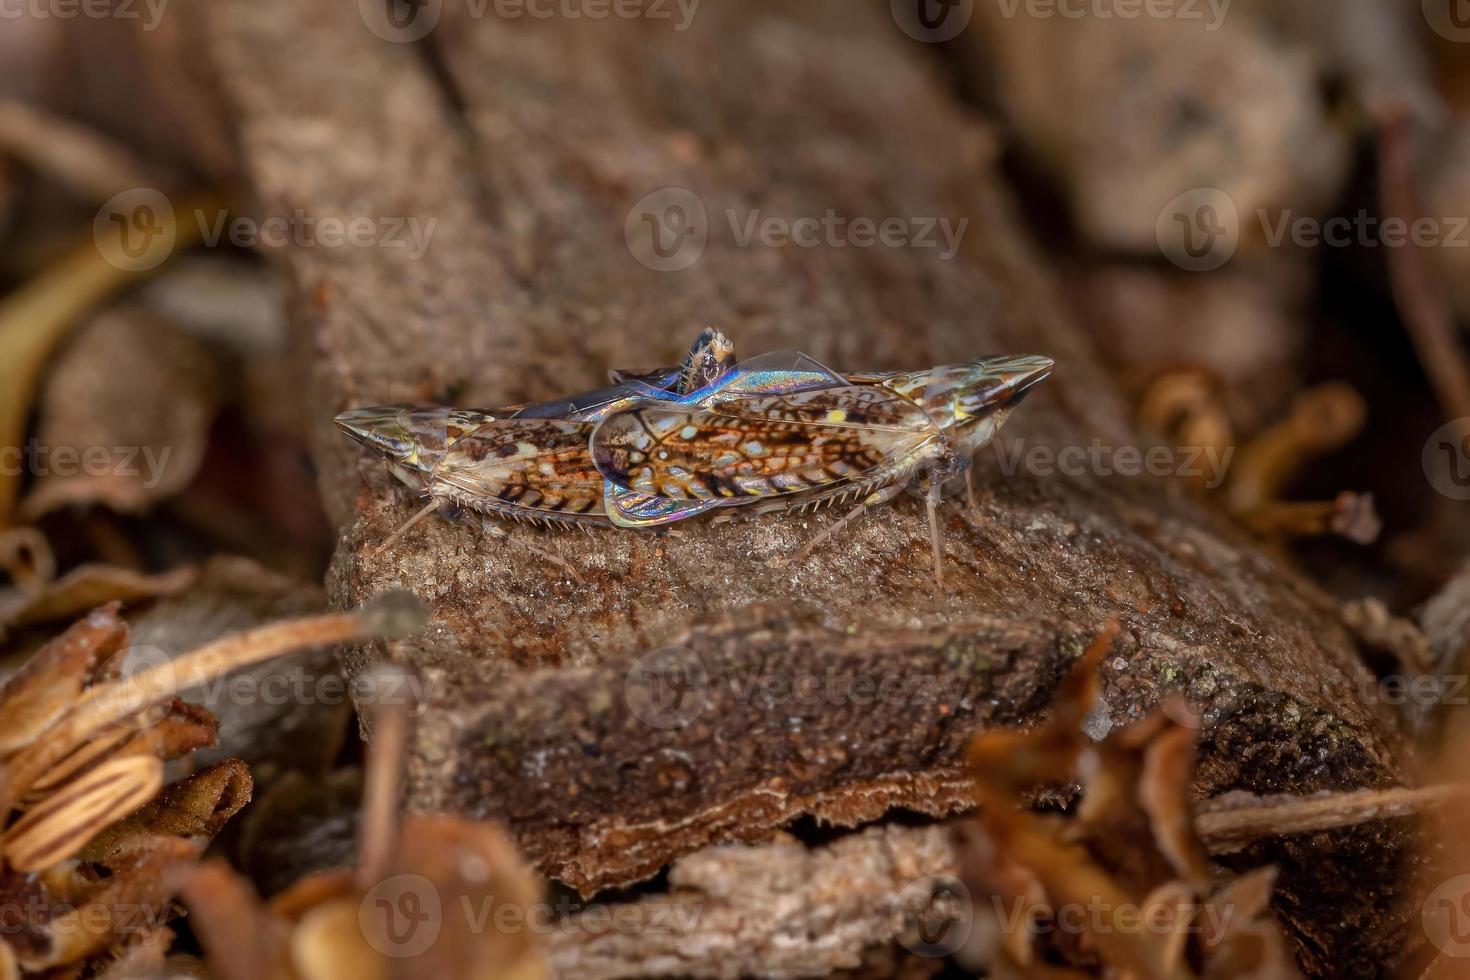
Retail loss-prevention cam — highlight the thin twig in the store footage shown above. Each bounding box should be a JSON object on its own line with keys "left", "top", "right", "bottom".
{"left": 356, "top": 663, "right": 419, "bottom": 887}
{"left": 1197, "top": 784, "right": 1464, "bottom": 854}
{"left": 1378, "top": 110, "right": 1470, "bottom": 435}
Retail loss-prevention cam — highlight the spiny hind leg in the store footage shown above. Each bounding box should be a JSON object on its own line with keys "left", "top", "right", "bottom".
{"left": 784, "top": 483, "right": 906, "bottom": 566}
{"left": 371, "top": 497, "right": 444, "bottom": 557}
{"left": 478, "top": 515, "right": 584, "bottom": 584}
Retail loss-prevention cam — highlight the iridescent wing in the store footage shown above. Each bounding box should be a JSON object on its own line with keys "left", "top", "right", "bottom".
{"left": 687, "top": 349, "right": 848, "bottom": 401}
{"left": 517, "top": 328, "right": 739, "bottom": 422}
{"left": 603, "top": 483, "right": 725, "bottom": 528}
{"left": 431, "top": 419, "right": 604, "bottom": 518}
{"left": 591, "top": 385, "right": 941, "bottom": 501}
{"left": 509, "top": 380, "right": 673, "bottom": 423}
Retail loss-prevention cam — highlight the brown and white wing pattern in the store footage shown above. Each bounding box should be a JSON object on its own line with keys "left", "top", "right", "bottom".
{"left": 430, "top": 419, "right": 606, "bottom": 521}
{"left": 591, "top": 385, "right": 942, "bottom": 501}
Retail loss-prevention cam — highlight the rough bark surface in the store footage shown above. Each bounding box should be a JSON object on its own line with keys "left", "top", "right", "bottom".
{"left": 196, "top": 1, "right": 1415, "bottom": 973}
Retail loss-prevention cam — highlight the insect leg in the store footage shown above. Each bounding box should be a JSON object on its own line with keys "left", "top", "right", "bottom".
{"left": 478, "top": 517, "right": 585, "bottom": 585}
{"left": 927, "top": 479, "right": 945, "bottom": 589}
{"left": 787, "top": 483, "right": 905, "bottom": 566}
{"left": 965, "top": 464, "right": 976, "bottom": 511}
{"left": 371, "top": 498, "right": 444, "bottom": 556}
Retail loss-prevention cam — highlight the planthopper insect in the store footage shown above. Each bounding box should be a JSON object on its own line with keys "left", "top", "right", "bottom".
{"left": 336, "top": 330, "right": 1052, "bottom": 585}
{"left": 589, "top": 352, "right": 1054, "bottom": 584}
{"left": 334, "top": 329, "right": 738, "bottom": 575}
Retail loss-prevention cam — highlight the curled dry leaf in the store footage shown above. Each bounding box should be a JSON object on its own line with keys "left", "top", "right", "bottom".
{"left": 956, "top": 619, "right": 1302, "bottom": 979}
{"left": 0, "top": 196, "right": 221, "bottom": 526}
{"left": 2, "top": 754, "right": 164, "bottom": 873}
{"left": 0, "top": 564, "right": 197, "bottom": 636}
{"left": 18, "top": 308, "right": 220, "bottom": 522}
{"left": 0, "top": 592, "right": 427, "bottom": 975}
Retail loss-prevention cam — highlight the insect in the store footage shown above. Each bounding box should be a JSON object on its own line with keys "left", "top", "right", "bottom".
{"left": 337, "top": 332, "right": 1052, "bottom": 585}
{"left": 589, "top": 354, "right": 1054, "bottom": 584}
{"left": 335, "top": 329, "right": 739, "bottom": 573}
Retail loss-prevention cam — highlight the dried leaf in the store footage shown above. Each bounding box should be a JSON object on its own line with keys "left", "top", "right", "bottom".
{"left": 19, "top": 308, "right": 220, "bottom": 521}
{"left": 178, "top": 860, "right": 287, "bottom": 980}
{"left": 21, "top": 836, "right": 202, "bottom": 972}
{"left": 4, "top": 593, "right": 425, "bottom": 801}
{"left": 3, "top": 755, "right": 164, "bottom": 873}
{"left": 0, "top": 603, "right": 127, "bottom": 756}
{"left": 0, "top": 565, "right": 197, "bottom": 634}
{"left": 0, "top": 198, "right": 221, "bottom": 525}
{"left": 959, "top": 620, "right": 1301, "bottom": 979}
{"left": 1139, "top": 712, "right": 1210, "bottom": 890}
{"left": 80, "top": 759, "right": 252, "bottom": 864}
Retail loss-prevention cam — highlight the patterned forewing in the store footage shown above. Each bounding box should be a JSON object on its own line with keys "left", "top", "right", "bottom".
{"left": 431, "top": 419, "right": 605, "bottom": 517}
{"left": 591, "top": 386, "right": 940, "bottom": 500}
